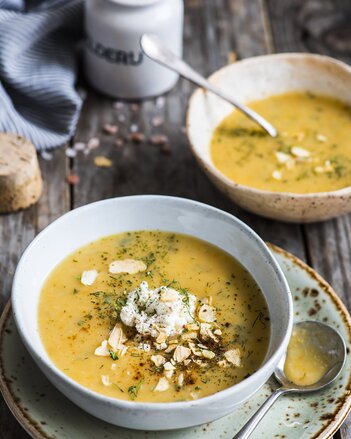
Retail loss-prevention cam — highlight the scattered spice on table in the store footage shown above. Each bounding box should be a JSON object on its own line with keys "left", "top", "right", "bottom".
{"left": 149, "top": 134, "right": 168, "bottom": 146}
{"left": 130, "top": 132, "right": 145, "bottom": 143}
{"left": 87, "top": 137, "right": 100, "bottom": 151}
{"left": 66, "top": 174, "right": 80, "bottom": 185}
{"left": 103, "top": 124, "right": 118, "bottom": 135}
{"left": 94, "top": 156, "right": 113, "bottom": 167}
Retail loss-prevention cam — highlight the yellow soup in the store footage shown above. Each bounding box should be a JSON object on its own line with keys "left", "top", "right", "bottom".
{"left": 39, "top": 231, "right": 270, "bottom": 402}
{"left": 284, "top": 326, "right": 332, "bottom": 386}
{"left": 211, "top": 92, "right": 351, "bottom": 193}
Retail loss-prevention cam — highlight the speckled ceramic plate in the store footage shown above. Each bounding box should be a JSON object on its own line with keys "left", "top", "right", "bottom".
{"left": 1, "top": 245, "right": 351, "bottom": 439}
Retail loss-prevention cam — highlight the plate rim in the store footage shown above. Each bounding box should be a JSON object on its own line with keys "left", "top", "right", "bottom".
{"left": 0, "top": 244, "right": 351, "bottom": 439}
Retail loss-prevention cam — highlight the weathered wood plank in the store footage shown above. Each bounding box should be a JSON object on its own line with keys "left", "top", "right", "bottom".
{"left": 0, "top": 149, "right": 69, "bottom": 439}
{"left": 266, "top": 1, "right": 351, "bottom": 437}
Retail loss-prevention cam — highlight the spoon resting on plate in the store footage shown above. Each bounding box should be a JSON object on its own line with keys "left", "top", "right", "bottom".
{"left": 140, "top": 33, "right": 278, "bottom": 138}
{"left": 233, "top": 321, "right": 346, "bottom": 439}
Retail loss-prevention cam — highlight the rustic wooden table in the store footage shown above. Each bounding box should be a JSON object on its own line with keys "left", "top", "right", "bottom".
{"left": 1, "top": 0, "right": 351, "bottom": 437}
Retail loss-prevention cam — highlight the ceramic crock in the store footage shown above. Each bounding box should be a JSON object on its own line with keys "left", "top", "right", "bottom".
{"left": 84, "top": 0, "right": 184, "bottom": 99}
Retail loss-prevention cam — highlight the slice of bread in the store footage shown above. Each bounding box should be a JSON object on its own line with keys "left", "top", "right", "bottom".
{"left": 0, "top": 133, "right": 43, "bottom": 213}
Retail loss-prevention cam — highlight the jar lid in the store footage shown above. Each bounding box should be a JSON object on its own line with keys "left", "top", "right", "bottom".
{"left": 107, "top": 0, "right": 162, "bottom": 6}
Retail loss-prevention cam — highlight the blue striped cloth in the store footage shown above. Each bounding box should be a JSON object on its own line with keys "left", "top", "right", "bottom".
{"left": 0, "top": 0, "right": 83, "bottom": 150}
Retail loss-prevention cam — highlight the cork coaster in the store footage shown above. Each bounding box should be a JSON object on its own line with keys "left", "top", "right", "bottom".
{"left": 0, "top": 133, "right": 43, "bottom": 213}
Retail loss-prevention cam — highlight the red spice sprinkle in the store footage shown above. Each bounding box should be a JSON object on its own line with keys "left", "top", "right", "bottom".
{"left": 66, "top": 174, "right": 80, "bottom": 185}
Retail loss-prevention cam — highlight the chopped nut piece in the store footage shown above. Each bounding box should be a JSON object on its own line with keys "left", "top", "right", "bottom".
{"left": 173, "top": 346, "right": 191, "bottom": 363}
{"left": 314, "top": 166, "right": 325, "bottom": 174}
{"left": 81, "top": 269, "right": 98, "bottom": 286}
{"left": 101, "top": 375, "right": 111, "bottom": 386}
{"left": 164, "top": 344, "right": 177, "bottom": 353}
{"left": 189, "top": 342, "right": 202, "bottom": 356}
{"left": 94, "top": 156, "right": 113, "bottom": 167}
{"left": 109, "top": 259, "right": 147, "bottom": 275}
{"left": 156, "top": 332, "right": 168, "bottom": 343}
{"left": 186, "top": 323, "right": 199, "bottom": 331}
{"left": 198, "top": 304, "right": 216, "bottom": 323}
{"left": 224, "top": 348, "right": 242, "bottom": 367}
{"left": 151, "top": 355, "right": 166, "bottom": 367}
{"left": 178, "top": 373, "right": 184, "bottom": 386}
{"left": 272, "top": 170, "right": 282, "bottom": 181}
{"left": 316, "top": 133, "right": 327, "bottom": 142}
{"left": 291, "top": 146, "right": 310, "bottom": 158}
{"left": 202, "top": 349, "right": 216, "bottom": 359}
{"left": 155, "top": 342, "right": 167, "bottom": 350}
{"left": 275, "top": 151, "right": 290, "bottom": 163}
{"left": 164, "top": 369, "right": 174, "bottom": 379}
{"left": 213, "top": 329, "right": 222, "bottom": 336}
{"left": 94, "top": 340, "right": 109, "bottom": 356}
{"left": 183, "top": 359, "right": 191, "bottom": 366}
{"left": 163, "top": 361, "right": 176, "bottom": 371}
{"left": 108, "top": 323, "right": 127, "bottom": 351}
{"left": 181, "top": 331, "right": 198, "bottom": 341}
{"left": 154, "top": 377, "right": 169, "bottom": 392}
{"left": 200, "top": 323, "right": 218, "bottom": 342}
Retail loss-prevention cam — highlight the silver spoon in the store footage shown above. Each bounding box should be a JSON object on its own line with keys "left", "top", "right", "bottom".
{"left": 233, "top": 321, "right": 346, "bottom": 439}
{"left": 140, "top": 33, "right": 278, "bottom": 138}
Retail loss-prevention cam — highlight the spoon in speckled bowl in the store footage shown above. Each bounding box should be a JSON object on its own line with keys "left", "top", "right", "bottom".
{"left": 140, "top": 33, "right": 278, "bottom": 138}
{"left": 234, "top": 321, "right": 346, "bottom": 439}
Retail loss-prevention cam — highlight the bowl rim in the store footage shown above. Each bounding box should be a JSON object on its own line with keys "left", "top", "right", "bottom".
{"left": 186, "top": 52, "right": 351, "bottom": 199}
{"left": 12, "top": 195, "right": 293, "bottom": 411}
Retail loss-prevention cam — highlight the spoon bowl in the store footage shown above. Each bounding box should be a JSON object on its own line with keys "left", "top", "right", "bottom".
{"left": 234, "top": 321, "right": 346, "bottom": 439}
{"left": 274, "top": 321, "right": 346, "bottom": 393}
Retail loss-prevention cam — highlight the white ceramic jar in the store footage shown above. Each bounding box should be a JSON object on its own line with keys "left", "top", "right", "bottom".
{"left": 84, "top": 0, "right": 184, "bottom": 99}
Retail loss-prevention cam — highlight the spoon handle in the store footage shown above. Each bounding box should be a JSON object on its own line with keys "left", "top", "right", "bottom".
{"left": 140, "top": 34, "right": 277, "bottom": 138}
{"left": 233, "top": 387, "right": 287, "bottom": 439}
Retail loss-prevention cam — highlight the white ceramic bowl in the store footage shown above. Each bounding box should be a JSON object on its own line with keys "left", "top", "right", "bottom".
{"left": 12, "top": 196, "right": 293, "bottom": 430}
{"left": 186, "top": 53, "right": 351, "bottom": 223}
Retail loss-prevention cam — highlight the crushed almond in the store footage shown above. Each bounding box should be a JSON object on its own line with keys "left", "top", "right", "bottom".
{"left": 101, "top": 375, "right": 111, "bottom": 386}
{"left": 272, "top": 170, "right": 282, "bottom": 181}
{"left": 173, "top": 346, "right": 191, "bottom": 363}
{"left": 151, "top": 355, "right": 166, "bottom": 367}
{"left": 94, "top": 340, "right": 109, "bottom": 356}
{"left": 224, "top": 348, "right": 242, "bottom": 367}
{"left": 198, "top": 304, "right": 216, "bottom": 323}
{"left": 291, "top": 146, "right": 310, "bottom": 158}
{"left": 81, "top": 269, "right": 98, "bottom": 286}
{"left": 109, "top": 259, "right": 147, "bottom": 275}
{"left": 154, "top": 377, "right": 169, "bottom": 392}
{"left": 108, "top": 323, "right": 127, "bottom": 351}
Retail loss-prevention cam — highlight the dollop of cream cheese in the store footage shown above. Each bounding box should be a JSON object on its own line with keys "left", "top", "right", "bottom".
{"left": 120, "top": 281, "right": 197, "bottom": 338}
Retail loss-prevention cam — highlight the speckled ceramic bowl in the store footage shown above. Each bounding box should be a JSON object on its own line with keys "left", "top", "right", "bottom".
{"left": 11, "top": 196, "right": 293, "bottom": 430}
{"left": 186, "top": 53, "right": 351, "bottom": 223}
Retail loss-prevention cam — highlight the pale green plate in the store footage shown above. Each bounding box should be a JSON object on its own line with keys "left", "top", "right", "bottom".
{"left": 1, "top": 245, "right": 351, "bottom": 439}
